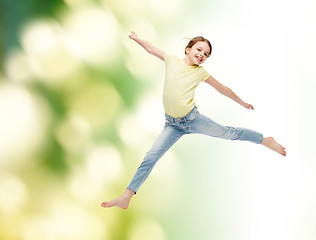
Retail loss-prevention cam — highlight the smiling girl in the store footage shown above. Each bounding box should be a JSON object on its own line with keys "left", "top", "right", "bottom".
{"left": 101, "top": 32, "right": 286, "bottom": 209}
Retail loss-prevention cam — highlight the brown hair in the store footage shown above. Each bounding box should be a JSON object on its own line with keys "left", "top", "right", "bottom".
{"left": 185, "top": 36, "right": 212, "bottom": 57}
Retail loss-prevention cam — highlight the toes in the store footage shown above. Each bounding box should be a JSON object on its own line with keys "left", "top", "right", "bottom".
{"left": 282, "top": 150, "right": 287, "bottom": 156}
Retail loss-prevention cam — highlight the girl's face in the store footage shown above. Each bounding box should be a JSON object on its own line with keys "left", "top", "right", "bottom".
{"left": 185, "top": 41, "right": 210, "bottom": 66}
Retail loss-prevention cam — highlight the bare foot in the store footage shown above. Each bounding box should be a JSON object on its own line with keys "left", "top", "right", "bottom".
{"left": 101, "top": 189, "right": 135, "bottom": 210}
{"left": 261, "top": 137, "right": 286, "bottom": 156}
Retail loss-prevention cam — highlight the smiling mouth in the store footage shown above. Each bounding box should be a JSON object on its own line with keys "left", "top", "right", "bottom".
{"left": 196, "top": 56, "right": 202, "bottom": 62}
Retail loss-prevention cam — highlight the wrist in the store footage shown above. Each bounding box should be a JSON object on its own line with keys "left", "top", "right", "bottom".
{"left": 132, "top": 36, "right": 139, "bottom": 41}
{"left": 238, "top": 100, "right": 245, "bottom": 106}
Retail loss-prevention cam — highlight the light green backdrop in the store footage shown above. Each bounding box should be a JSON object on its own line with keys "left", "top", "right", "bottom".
{"left": 0, "top": 0, "right": 315, "bottom": 239}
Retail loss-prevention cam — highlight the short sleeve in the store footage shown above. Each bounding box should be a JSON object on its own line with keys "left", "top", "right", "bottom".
{"left": 164, "top": 52, "right": 177, "bottom": 64}
{"left": 200, "top": 67, "right": 211, "bottom": 82}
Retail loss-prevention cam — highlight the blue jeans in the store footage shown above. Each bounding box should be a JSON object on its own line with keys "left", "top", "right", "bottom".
{"left": 127, "top": 107, "right": 263, "bottom": 193}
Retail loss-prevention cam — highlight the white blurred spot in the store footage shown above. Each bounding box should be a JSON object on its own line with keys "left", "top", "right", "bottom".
{"left": 67, "top": 82, "right": 121, "bottom": 131}
{"left": 5, "top": 49, "right": 32, "bottom": 83}
{"left": 63, "top": 6, "right": 118, "bottom": 66}
{"left": 63, "top": 0, "right": 91, "bottom": 8}
{"left": 125, "top": 54, "right": 159, "bottom": 82}
{"left": 20, "top": 19, "right": 80, "bottom": 84}
{"left": 22, "top": 20, "right": 58, "bottom": 54}
{"left": 128, "top": 217, "right": 167, "bottom": 240}
{"left": 136, "top": 94, "right": 164, "bottom": 135}
{"left": 86, "top": 145, "right": 123, "bottom": 184}
{"left": 50, "top": 203, "right": 106, "bottom": 240}
{"left": 0, "top": 83, "right": 48, "bottom": 165}
{"left": 0, "top": 175, "right": 28, "bottom": 213}
{"left": 127, "top": 18, "right": 156, "bottom": 41}
{"left": 151, "top": 150, "right": 179, "bottom": 179}
{"left": 55, "top": 113, "right": 91, "bottom": 153}
{"left": 118, "top": 94, "right": 164, "bottom": 148}
{"left": 148, "top": 0, "right": 183, "bottom": 18}
{"left": 122, "top": 18, "right": 157, "bottom": 59}
{"left": 68, "top": 167, "right": 101, "bottom": 202}
{"left": 22, "top": 217, "right": 58, "bottom": 240}
{"left": 118, "top": 113, "right": 152, "bottom": 147}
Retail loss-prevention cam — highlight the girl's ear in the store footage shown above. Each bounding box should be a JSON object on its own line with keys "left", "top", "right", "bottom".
{"left": 185, "top": 47, "right": 190, "bottom": 54}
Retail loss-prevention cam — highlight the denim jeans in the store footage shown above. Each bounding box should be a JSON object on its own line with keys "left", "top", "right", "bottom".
{"left": 127, "top": 107, "right": 263, "bottom": 193}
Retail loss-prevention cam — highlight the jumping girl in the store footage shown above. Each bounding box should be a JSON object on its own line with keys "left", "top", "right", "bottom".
{"left": 101, "top": 32, "right": 286, "bottom": 210}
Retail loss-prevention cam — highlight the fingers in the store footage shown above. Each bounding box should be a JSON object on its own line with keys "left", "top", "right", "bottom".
{"left": 129, "top": 31, "right": 137, "bottom": 38}
{"left": 244, "top": 104, "right": 254, "bottom": 110}
{"left": 246, "top": 103, "right": 254, "bottom": 110}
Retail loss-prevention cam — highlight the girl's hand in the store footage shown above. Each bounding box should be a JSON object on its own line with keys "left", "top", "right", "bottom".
{"left": 129, "top": 31, "right": 138, "bottom": 40}
{"left": 243, "top": 102, "right": 254, "bottom": 110}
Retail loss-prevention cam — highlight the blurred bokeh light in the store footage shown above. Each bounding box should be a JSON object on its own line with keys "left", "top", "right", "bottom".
{"left": 0, "top": 0, "right": 315, "bottom": 239}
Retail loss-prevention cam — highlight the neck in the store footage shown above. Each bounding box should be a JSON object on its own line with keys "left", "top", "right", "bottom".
{"left": 183, "top": 55, "right": 198, "bottom": 66}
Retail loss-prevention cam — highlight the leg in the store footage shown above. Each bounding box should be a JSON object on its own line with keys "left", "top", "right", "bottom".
{"left": 188, "top": 114, "right": 263, "bottom": 144}
{"left": 188, "top": 114, "right": 286, "bottom": 156}
{"left": 101, "top": 123, "right": 186, "bottom": 209}
{"left": 127, "top": 123, "right": 186, "bottom": 193}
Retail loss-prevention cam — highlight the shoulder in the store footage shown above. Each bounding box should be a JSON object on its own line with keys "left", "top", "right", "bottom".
{"left": 195, "top": 65, "right": 208, "bottom": 73}
{"left": 197, "top": 65, "right": 211, "bottom": 81}
{"left": 164, "top": 52, "right": 179, "bottom": 62}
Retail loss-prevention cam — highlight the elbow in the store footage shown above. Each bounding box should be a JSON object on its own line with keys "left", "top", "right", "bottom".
{"left": 219, "top": 85, "right": 229, "bottom": 95}
{"left": 144, "top": 46, "right": 151, "bottom": 53}
{"left": 145, "top": 45, "right": 154, "bottom": 54}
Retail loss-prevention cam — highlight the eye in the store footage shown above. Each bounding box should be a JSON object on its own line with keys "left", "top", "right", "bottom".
{"left": 204, "top": 53, "right": 208, "bottom": 57}
{"left": 197, "top": 48, "right": 201, "bottom": 51}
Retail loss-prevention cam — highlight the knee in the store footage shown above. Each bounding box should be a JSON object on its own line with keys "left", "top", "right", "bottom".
{"left": 223, "top": 126, "right": 241, "bottom": 140}
{"left": 143, "top": 149, "right": 162, "bottom": 163}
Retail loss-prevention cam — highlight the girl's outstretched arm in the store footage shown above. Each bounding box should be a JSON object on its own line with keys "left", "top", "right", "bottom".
{"left": 205, "top": 75, "right": 254, "bottom": 110}
{"left": 129, "top": 32, "right": 165, "bottom": 61}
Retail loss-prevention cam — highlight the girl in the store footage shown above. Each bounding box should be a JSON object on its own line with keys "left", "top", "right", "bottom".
{"left": 101, "top": 32, "right": 286, "bottom": 210}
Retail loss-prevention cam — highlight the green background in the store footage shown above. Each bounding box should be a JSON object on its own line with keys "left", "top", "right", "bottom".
{"left": 1, "top": 0, "right": 316, "bottom": 239}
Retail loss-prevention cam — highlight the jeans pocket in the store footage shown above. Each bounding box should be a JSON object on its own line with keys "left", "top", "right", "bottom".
{"left": 165, "top": 118, "right": 172, "bottom": 125}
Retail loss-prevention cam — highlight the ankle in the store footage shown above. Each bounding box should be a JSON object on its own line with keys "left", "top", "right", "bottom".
{"left": 261, "top": 137, "right": 272, "bottom": 146}
{"left": 124, "top": 189, "right": 135, "bottom": 198}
